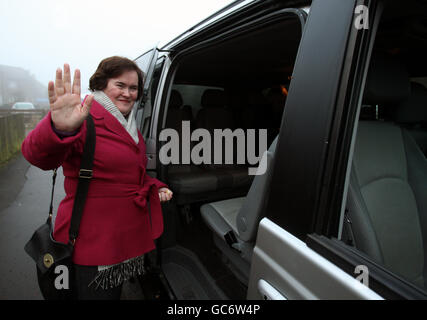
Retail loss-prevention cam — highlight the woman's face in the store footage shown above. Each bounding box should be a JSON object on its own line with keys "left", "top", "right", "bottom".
{"left": 103, "top": 70, "right": 139, "bottom": 116}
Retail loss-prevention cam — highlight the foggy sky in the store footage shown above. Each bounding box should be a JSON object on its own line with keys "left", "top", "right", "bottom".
{"left": 0, "top": 0, "right": 233, "bottom": 96}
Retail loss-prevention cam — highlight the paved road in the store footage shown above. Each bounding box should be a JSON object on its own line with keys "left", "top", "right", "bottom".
{"left": 0, "top": 153, "right": 143, "bottom": 300}
{"left": 0, "top": 155, "right": 54, "bottom": 299}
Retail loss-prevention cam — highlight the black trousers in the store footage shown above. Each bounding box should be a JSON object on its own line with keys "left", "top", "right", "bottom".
{"left": 73, "top": 264, "right": 123, "bottom": 300}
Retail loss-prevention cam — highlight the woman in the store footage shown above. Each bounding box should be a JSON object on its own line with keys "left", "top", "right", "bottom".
{"left": 22, "top": 56, "right": 173, "bottom": 299}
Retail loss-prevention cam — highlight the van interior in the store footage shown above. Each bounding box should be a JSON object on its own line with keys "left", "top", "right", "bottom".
{"left": 144, "top": 11, "right": 305, "bottom": 300}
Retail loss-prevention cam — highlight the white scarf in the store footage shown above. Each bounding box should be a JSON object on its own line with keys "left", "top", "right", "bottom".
{"left": 92, "top": 90, "right": 139, "bottom": 144}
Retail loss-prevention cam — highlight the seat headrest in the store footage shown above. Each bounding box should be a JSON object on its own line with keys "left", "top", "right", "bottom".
{"left": 363, "top": 54, "right": 410, "bottom": 105}
{"left": 169, "top": 90, "right": 183, "bottom": 109}
{"left": 201, "top": 89, "right": 226, "bottom": 108}
{"left": 394, "top": 82, "right": 427, "bottom": 124}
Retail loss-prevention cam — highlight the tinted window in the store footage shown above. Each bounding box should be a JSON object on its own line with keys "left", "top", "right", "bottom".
{"left": 339, "top": 1, "right": 427, "bottom": 293}
{"left": 135, "top": 49, "right": 155, "bottom": 82}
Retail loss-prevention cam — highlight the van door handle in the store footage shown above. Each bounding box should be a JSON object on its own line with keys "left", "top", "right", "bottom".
{"left": 257, "top": 279, "right": 287, "bottom": 300}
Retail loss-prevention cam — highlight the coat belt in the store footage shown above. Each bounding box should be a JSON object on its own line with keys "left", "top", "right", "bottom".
{"left": 65, "top": 178, "right": 164, "bottom": 239}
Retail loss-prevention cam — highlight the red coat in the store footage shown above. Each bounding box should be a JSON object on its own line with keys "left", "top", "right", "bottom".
{"left": 22, "top": 100, "right": 167, "bottom": 265}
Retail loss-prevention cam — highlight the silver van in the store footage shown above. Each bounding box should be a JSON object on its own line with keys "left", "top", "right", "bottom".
{"left": 134, "top": 0, "right": 427, "bottom": 300}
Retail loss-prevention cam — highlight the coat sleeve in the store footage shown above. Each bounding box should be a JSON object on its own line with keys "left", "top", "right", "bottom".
{"left": 21, "top": 112, "right": 84, "bottom": 170}
{"left": 144, "top": 174, "right": 169, "bottom": 191}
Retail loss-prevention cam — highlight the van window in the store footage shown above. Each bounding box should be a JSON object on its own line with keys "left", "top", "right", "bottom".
{"left": 135, "top": 49, "right": 156, "bottom": 82}
{"left": 135, "top": 55, "right": 164, "bottom": 138}
{"left": 339, "top": 4, "right": 427, "bottom": 293}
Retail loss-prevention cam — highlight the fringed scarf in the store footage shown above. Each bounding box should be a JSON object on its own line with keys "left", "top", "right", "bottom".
{"left": 89, "top": 91, "right": 144, "bottom": 289}
{"left": 88, "top": 255, "right": 146, "bottom": 290}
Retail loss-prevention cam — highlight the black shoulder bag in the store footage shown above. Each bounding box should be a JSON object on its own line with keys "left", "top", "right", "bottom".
{"left": 24, "top": 115, "right": 96, "bottom": 300}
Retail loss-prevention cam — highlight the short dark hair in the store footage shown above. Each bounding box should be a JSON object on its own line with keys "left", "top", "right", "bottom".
{"left": 89, "top": 56, "right": 144, "bottom": 100}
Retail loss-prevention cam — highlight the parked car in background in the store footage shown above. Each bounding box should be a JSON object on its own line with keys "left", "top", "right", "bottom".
{"left": 134, "top": 0, "right": 427, "bottom": 300}
{"left": 11, "top": 102, "right": 35, "bottom": 110}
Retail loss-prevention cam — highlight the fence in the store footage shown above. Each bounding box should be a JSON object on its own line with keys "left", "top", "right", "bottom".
{"left": 0, "top": 110, "right": 47, "bottom": 165}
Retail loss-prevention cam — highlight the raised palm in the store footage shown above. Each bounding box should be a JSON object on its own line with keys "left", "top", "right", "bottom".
{"left": 48, "top": 64, "right": 93, "bottom": 132}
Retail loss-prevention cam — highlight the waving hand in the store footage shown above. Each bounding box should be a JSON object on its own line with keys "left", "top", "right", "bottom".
{"left": 48, "top": 64, "right": 93, "bottom": 132}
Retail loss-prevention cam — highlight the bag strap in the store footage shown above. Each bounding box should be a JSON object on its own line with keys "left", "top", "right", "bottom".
{"left": 47, "top": 114, "right": 96, "bottom": 245}
{"left": 47, "top": 115, "right": 96, "bottom": 246}
{"left": 68, "top": 114, "right": 96, "bottom": 244}
{"left": 47, "top": 168, "right": 58, "bottom": 225}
